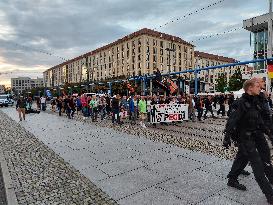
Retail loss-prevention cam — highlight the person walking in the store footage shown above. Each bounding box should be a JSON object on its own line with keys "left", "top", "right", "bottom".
{"left": 56, "top": 96, "right": 63, "bottom": 116}
{"left": 195, "top": 96, "right": 204, "bottom": 121}
{"left": 111, "top": 94, "right": 121, "bottom": 124}
{"left": 16, "top": 96, "right": 27, "bottom": 121}
{"left": 203, "top": 95, "right": 214, "bottom": 119}
{"left": 138, "top": 95, "right": 147, "bottom": 128}
{"left": 40, "top": 96, "right": 46, "bottom": 111}
{"left": 217, "top": 94, "right": 225, "bottom": 116}
{"left": 224, "top": 79, "right": 273, "bottom": 204}
{"left": 89, "top": 96, "right": 98, "bottom": 122}
{"left": 128, "top": 95, "right": 136, "bottom": 125}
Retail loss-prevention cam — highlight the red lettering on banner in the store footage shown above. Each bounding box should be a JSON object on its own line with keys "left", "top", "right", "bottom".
{"left": 159, "top": 104, "right": 166, "bottom": 108}
{"left": 169, "top": 114, "right": 178, "bottom": 121}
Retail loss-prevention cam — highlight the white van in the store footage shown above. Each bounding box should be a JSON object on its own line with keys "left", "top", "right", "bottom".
{"left": 0, "top": 95, "right": 9, "bottom": 107}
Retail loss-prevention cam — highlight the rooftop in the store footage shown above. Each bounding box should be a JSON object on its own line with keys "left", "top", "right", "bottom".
{"left": 45, "top": 28, "right": 194, "bottom": 72}
{"left": 243, "top": 13, "right": 273, "bottom": 32}
{"left": 194, "top": 51, "right": 237, "bottom": 63}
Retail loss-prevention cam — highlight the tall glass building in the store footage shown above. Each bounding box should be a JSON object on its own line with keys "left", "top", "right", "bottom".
{"left": 243, "top": 13, "right": 273, "bottom": 73}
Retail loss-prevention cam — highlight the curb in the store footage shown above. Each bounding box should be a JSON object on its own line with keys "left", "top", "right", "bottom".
{"left": 0, "top": 150, "right": 19, "bottom": 205}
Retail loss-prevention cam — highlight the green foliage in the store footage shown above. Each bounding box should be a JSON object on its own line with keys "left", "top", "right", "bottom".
{"left": 228, "top": 68, "right": 245, "bottom": 91}
{"left": 215, "top": 73, "right": 227, "bottom": 93}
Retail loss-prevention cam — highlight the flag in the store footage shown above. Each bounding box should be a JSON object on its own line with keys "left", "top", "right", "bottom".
{"left": 166, "top": 79, "right": 178, "bottom": 94}
{"left": 267, "top": 60, "right": 273, "bottom": 79}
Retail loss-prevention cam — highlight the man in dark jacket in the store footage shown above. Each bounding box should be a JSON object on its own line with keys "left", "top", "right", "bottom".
{"left": 16, "top": 96, "right": 27, "bottom": 121}
{"left": 203, "top": 96, "right": 214, "bottom": 119}
{"left": 224, "top": 79, "right": 273, "bottom": 204}
{"left": 217, "top": 94, "right": 225, "bottom": 116}
{"left": 111, "top": 94, "right": 120, "bottom": 124}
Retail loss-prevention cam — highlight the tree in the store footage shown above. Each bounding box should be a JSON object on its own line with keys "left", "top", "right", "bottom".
{"left": 228, "top": 68, "right": 245, "bottom": 91}
{"left": 216, "top": 73, "right": 227, "bottom": 93}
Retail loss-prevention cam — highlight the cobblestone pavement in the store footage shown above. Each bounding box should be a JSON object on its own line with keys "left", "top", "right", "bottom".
{"left": 1, "top": 107, "right": 271, "bottom": 204}
{"left": 0, "top": 163, "right": 7, "bottom": 205}
{"left": 0, "top": 110, "right": 117, "bottom": 205}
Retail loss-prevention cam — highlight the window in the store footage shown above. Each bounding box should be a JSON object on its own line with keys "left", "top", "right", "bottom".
{"left": 160, "top": 56, "right": 163, "bottom": 63}
{"left": 160, "top": 41, "right": 163, "bottom": 48}
{"left": 138, "top": 54, "right": 141, "bottom": 61}
{"left": 153, "top": 39, "right": 157, "bottom": 46}
{"left": 153, "top": 47, "right": 157, "bottom": 54}
{"left": 146, "top": 62, "right": 150, "bottom": 69}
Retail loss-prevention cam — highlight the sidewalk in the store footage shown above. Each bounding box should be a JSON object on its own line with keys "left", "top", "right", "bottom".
{"left": 1, "top": 107, "right": 270, "bottom": 204}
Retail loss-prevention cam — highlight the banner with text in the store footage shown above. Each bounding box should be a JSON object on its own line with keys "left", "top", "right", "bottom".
{"left": 150, "top": 104, "right": 189, "bottom": 123}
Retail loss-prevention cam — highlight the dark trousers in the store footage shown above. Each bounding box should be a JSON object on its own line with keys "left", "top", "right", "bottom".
{"left": 228, "top": 132, "right": 273, "bottom": 198}
{"left": 204, "top": 106, "right": 214, "bottom": 118}
{"left": 58, "top": 106, "right": 62, "bottom": 116}
{"left": 112, "top": 109, "right": 120, "bottom": 124}
{"left": 217, "top": 104, "right": 225, "bottom": 116}
{"left": 197, "top": 108, "right": 203, "bottom": 120}
{"left": 66, "top": 108, "right": 71, "bottom": 119}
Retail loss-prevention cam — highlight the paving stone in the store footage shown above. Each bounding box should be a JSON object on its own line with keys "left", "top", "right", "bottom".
{"left": 118, "top": 187, "right": 185, "bottom": 205}
{"left": 97, "top": 167, "right": 166, "bottom": 200}
{"left": 198, "top": 194, "right": 242, "bottom": 205}
{"left": 98, "top": 158, "right": 144, "bottom": 177}
{"left": 0, "top": 110, "right": 117, "bottom": 205}
{"left": 158, "top": 169, "right": 226, "bottom": 204}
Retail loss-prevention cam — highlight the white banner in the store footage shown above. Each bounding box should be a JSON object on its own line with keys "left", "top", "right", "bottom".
{"left": 150, "top": 104, "right": 189, "bottom": 123}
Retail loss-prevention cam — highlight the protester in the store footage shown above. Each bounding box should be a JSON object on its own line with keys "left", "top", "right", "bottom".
{"left": 111, "top": 94, "right": 120, "bottom": 124}
{"left": 89, "top": 95, "right": 98, "bottom": 122}
{"left": 16, "top": 96, "right": 27, "bottom": 121}
{"left": 138, "top": 95, "right": 147, "bottom": 128}
{"left": 40, "top": 96, "right": 46, "bottom": 111}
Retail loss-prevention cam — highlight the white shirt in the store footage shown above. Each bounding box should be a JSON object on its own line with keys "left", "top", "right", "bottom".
{"left": 41, "top": 97, "right": 46, "bottom": 104}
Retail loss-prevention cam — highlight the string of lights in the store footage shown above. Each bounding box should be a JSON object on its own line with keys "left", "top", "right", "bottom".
{"left": 190, "top": 26, "right": 243, "bottom": 43}
{"left": 8, "top": 41, "right": 68, "bottom": 61}
{"left": 154, "top": 0, "right": 227, "bottom": 30}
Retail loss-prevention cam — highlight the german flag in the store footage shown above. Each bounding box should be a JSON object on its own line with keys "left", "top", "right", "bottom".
{"left": 268, "top": 60, "right": 273, "bottom": 79}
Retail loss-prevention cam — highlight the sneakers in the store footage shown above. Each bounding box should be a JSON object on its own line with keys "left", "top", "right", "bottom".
{"left": 227, "top": 179, "right": 247, "bottom": 191}
{"left": 240, "top": 170, "right": 251, "bottom": 176}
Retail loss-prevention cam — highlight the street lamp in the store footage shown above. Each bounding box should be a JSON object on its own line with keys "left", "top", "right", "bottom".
{"left": 165, "top": 46, "right": 175, "bottom": 77}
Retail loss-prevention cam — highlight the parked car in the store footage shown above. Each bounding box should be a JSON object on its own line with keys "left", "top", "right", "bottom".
{"left": 0, "top": 95, "right": 9, "bottom": 107}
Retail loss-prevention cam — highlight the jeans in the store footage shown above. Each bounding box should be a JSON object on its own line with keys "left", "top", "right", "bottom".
{"left": 100, "top": 107, "right": 107, "bottom": 120}
{"left": 112, "top": 109, "right": 120, "bottom": 124}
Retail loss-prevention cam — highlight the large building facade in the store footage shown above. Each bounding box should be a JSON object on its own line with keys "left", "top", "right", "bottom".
{"left": 44, "top": 28, "right": 251, "bottom": 93}
{"left": 243, "top": 13, "right": 273, "bottom": 73}
{"left": 194, "top": 51, "right": 250, "bottom": 92}
{"left": 44, "top": 28, "right": 195, "bottom": 87}
{"left": 11, "top": 77, "right": 44, "bottom": 94}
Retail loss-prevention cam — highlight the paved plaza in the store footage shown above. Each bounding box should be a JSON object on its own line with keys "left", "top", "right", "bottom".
{"left": 0, "top": 107, "right": 271, "bottom": 204}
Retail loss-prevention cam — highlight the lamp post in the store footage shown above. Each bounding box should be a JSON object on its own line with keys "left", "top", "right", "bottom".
{"left": 268, "top": 0, "right": 273, "bottom": 59}
{"left": 267, "top": 0, "right": 273, "bottom": 91}
{"left": 165, "top": 42, "right": 175, "bottom": 77}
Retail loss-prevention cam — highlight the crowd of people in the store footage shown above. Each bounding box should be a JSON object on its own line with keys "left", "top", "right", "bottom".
{"left": 14, "top": 89, "right": 273, "bottom": 128}
{"left": 41, "top": 92, "right": 251, "bottom": 127}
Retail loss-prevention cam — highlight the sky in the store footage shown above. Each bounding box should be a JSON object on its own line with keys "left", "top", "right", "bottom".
{"left": 0, "top": 0, "right": 269, "bottom": 87}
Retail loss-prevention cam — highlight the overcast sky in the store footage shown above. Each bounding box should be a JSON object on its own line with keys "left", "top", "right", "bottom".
{"left": 0, "top": 0, "right": 269, "bottom": 86}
